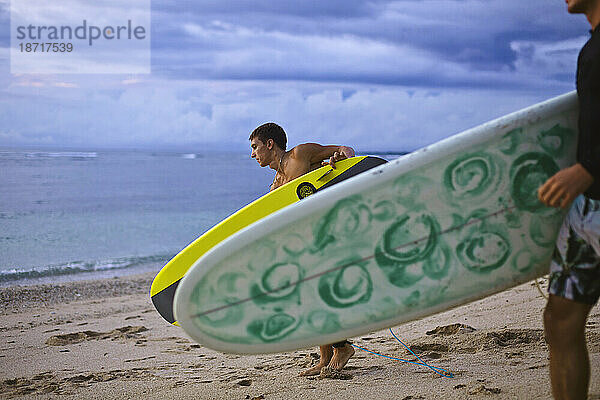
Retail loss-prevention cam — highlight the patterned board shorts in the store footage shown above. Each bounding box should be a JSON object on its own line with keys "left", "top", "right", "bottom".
{"left": 548, "top": 195, "right": 600, "bottom": 305}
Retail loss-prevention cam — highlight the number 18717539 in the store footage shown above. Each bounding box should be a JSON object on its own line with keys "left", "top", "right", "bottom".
{"left": 19, "top": 43, "right": 73, "bottom": 52}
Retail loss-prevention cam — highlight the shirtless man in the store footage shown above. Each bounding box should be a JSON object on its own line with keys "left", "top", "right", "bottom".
{"left": 249, "top": 122, "right": 356, "bottom": 376}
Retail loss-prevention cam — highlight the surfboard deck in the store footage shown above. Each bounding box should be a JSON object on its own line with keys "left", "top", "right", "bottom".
{"left": 174, "top": 91, "right": 578, "bottom": 354}
{"left": 150, "top": 156, "right": 387, "bottom": 324}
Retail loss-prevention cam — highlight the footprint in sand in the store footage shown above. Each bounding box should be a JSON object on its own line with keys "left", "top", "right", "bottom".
{"left": 482, "top": 329, "right": 544, "bottom": 349}
{"left": 45, "top": 326, "right": 148, "bottom": 346}
{"left": 124, "top": 356, "right": 156, "bottom": 363}
{"left": 409, "top": 343, "right": 449, "bottom": 353}
{"left": 466, "top": 382, "right": 502, "bottom": 395}
{"left": 318, "top": 367, "right": 353, "bottom": 380}
{"left": 406, "top": 326, "right": 543, "bottom": 357}
{"left": 452, "top": 380, "right": 502, "bottom": 395}
{"left": 1, "top": 369, "right": 155, "bottom": 397}
{"left": 426, "top": 323, "right": 476, "bottom": 335}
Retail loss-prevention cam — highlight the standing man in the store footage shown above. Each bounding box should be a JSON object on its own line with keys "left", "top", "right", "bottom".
{"left": 538, "top": 0, "right": 600, "bottom": 399}
{"left": 249, "top": 122, "right": 357, "bottom": 376}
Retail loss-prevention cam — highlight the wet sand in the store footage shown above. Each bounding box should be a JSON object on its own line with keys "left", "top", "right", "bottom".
{"left": 1, "top": 273, "right": 599, "bottom": 399}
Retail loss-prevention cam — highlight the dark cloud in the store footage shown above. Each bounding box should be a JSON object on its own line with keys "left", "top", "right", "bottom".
{"left": 152, "top": 0, "right": 384, "bottom": 19}
{"left": 145, "top": 0, "right": 589, "bottom": 88}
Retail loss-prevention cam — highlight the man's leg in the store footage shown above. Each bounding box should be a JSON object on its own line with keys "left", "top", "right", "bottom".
{"left": 299, "top": 345, "right": 333, "bottom": 376}
{"left": 544, "top": 294, "right": 593, "bottom": 400}
{"left": 544, "top": 196, "right": 600, "bottom": 399}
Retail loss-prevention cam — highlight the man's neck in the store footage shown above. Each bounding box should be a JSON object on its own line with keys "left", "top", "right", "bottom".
{"left": 269, "top": 147, "right": 286, "bottom": 172}
{"left": 587, "top": 4, "right": 600, "bottom": 30}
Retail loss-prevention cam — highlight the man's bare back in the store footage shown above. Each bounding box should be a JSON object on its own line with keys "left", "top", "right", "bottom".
{"left": 268, "top": 143, "right": 354, "bottom": 191}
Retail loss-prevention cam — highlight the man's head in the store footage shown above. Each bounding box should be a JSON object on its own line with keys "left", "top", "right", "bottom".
{"left": 249, "top": 123, "right": 287, "bottom": 151}
{"left": 249, "top": 123, "right": 287, "bottom": 167}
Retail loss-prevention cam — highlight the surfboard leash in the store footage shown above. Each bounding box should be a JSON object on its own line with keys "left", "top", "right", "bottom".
{"left": 350, "top": 328, "right": 454, "bottom": 378}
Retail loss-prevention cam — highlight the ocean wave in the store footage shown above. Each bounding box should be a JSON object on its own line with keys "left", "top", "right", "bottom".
{"left": 25, "top": 151, "right": 98, "bottom": 159}
{"left": 0, "top": 254, "right": 173, "bottom": 283}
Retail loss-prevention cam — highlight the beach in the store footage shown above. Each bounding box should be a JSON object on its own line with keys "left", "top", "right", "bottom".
{"left": 1, "top": 274, "right": 598, "bottom": 399}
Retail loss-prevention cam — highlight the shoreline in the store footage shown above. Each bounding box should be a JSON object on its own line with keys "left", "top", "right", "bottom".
{"left": 1, "top": 274, "right": 599, "bottom": 399}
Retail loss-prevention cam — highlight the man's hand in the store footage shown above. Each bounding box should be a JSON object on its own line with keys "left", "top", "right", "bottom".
{"left": 538, "top": 163, "right": 594, "bottom": 209}
{"left": 323, "top": 146, "right": 356, "bottom": 169}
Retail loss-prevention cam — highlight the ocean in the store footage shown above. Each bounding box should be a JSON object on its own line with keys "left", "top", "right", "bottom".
{"left": 0, "top": 149, "right": 402, "bottom": 286}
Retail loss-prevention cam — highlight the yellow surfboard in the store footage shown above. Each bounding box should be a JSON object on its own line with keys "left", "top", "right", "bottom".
{"left": 150, "top": 156, "right": 387, "bottom": 324}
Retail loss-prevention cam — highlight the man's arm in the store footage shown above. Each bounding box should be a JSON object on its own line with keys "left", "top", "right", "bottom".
{"left": 291, "top": 143, "right": 356, "bottom": 169}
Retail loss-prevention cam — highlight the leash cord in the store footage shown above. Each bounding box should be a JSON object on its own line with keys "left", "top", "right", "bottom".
{"left": 350, "top": 328, "right": 454, "bottom": 378}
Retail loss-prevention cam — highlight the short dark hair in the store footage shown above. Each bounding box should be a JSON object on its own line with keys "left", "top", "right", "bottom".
{"left": 249, "top": 122, "right": 287, "bottom": 150}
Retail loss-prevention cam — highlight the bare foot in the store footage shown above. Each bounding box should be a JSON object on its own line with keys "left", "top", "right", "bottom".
{"left": 299, "top": 362, "right": 328, "bottom": 377}
{"left": 299, "top": 345, "right": 333, "bottom": 376}
{"left": 328, "top": 342, "right": 355, "bottom": 371}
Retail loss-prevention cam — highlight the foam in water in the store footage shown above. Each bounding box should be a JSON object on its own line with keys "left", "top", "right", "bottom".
{"left": 0, "top": 254, "right": 172, "bottom": 283}
{"left": 25, "top": 151, "right": 98, "bottom": 158}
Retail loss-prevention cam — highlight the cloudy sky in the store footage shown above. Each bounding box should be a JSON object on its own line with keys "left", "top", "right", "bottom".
{"left": 0, "top": 0, "right": 592, "bottom": 152}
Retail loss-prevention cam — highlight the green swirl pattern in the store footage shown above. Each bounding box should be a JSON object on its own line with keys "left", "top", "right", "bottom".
{"left": 444, "top": 152, "right": 499, "bottom": 199}
{"left": 510, "top": 152, "right": 560, "bottom": 212}
{"left": 181, "top": 105, "right": 578, "bottom": 349}
{"left": 313, "top": 196, "right": 372, "bottom": 251}
{"left": 249, "top": 263, "right": 302, "bottom": 305}
{"left": 456, "top": 231, "right": 511, "bottom": 273}
{"left": 318, "top": 261, "right": 372, "bottom": 308}
{"left": 374, "top": 212, "right": 442, "bottom": 287}
{"left": 247, "top": 313, "right": 301, "bottom": 342}
{"left": 538, "top": 124, "right": 571, "bottom": 157}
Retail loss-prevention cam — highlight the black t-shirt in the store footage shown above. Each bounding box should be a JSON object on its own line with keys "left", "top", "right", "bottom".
{"left": 576, "top": 26, "right": 600, "bottom": 200}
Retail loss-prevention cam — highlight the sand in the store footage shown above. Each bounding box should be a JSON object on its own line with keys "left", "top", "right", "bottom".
{"left": 1, "top": 273, "right": 599, "bottom": 399}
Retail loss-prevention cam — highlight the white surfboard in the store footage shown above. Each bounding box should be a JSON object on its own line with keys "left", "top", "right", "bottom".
{"left": 174, "top": 91, "right": 578, "bottom": 354}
